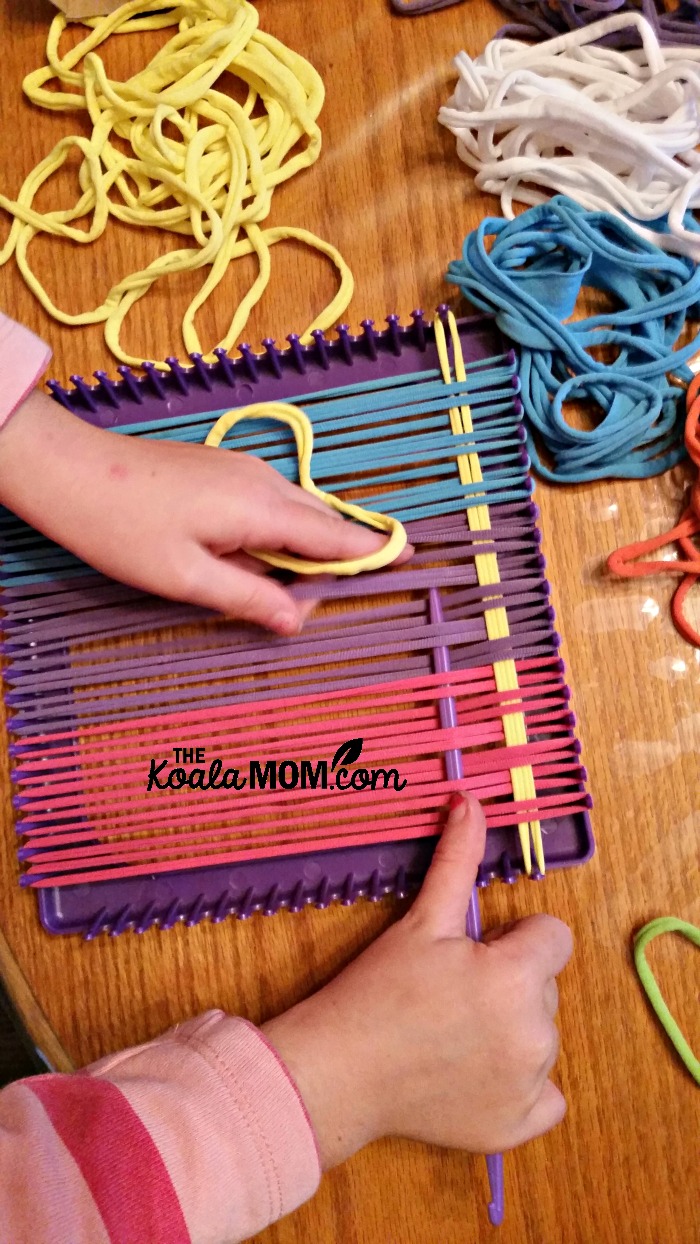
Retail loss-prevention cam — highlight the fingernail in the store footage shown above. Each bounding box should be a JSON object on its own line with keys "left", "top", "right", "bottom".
{"left": 448, "top": 792, "right": 466, "bottom": 812}
{"left": 270, "top": 612, "right": 301, "bottom": 636}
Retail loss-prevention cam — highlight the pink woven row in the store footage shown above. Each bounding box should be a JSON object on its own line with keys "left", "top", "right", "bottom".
{"left": 18, "top": 660, "right": 586, "bottom": 886}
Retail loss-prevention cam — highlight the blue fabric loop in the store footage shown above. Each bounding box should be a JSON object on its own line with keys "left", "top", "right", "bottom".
{"left": 447, "top": 196, "right": 700, "bottom": 482}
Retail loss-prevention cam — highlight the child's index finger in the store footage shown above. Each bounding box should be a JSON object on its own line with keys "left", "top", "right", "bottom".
{"left": 408, "top": 793, "right": 487, "bottom": 940}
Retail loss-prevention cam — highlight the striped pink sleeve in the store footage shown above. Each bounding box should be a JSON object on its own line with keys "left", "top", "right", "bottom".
{"left": 0, "top": 312, "right": 52, "bottom": 426}
{"left": 0, "top": 1012, "right": 321, "bottom": 1244}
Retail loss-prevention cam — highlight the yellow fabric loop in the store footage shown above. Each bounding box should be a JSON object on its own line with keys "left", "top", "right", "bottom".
{"left": 0, "top": 0, "right": 353, "bottom": 369}
{"left": 435, "top": 311, "right": 543, "bottom": 875}
{"left": 205, "top": 402, "right": 408, "bottom": 575}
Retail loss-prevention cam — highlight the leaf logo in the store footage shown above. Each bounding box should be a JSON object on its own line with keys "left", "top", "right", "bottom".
{"left": 331, "top": 738, "right": 363, "bottom": 771}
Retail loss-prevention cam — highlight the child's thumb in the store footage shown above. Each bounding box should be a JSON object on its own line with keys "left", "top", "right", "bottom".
{"left": 408, "top": 793, "right": 487, "bottom": 938}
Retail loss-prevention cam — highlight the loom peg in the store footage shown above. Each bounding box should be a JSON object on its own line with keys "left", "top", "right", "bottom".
{"left": 311, "top": 329, "right": 331, "bottom": 370}
{"left": 500, "top": 853, "right": 518, "bottom": 884}
{"left": 239, "top": 343, "right": 260, "bottom": 382}
{"left": 289, "top": 881, "right": 305, "bottom": 914}
{"left": 116, "top": 365, "right": 144, "bottom": 404}
{"left": 142, "top": 362, "right": 167, "bottom": 398}
{"left": 186, "top": 895, "right": 207, "bottom": 927}
{"left": 93, "top": 371, "right": 120, "bottom": 408}
{"left": 341, "top": 873, "right": 356, "bottom": 905}
{"left": 286, "top": 333, "right": 307, "bottom": 372}
{"left": 263, "top": 885, "right": 281, "bottom": 917}
{"left": 110, "top": 905, "right": 133, "bottom": 937}
{"left": 212, "top": 347, "right": 237, "bottom": 387}
{"left": 189, "top": 354, "right": 214, "bottom": 391}
{"left": 135, "top": 904, "right": 158, "bottom": 934}
{"left": 212, "top": 893, "right": 232, "bottom": 924}
{"left": 85, "top": 910, "right": 108, "bottom": 941}
{"left": 165, "top": 357, "right": 190, "bottom": 395}
{"left": 261, "top": 339, "right": 284, "bottom": 378}
{"left": 367, "top": 870, "right": 382, "bottom": 902}
{"left": 361, "top": 319, "right": 378, "bottom": 360}
{"left": 386, "top": 314, "right": 402, "bottom": 355}
{"left": 315, "top": 877, "right": 331, "bottom": 908}
{"left": 46, "top": 380, "right": 73, "bottom": 411}
{"left": 411, "top": 309, "right": 427, "bottom": 350}
{"left": 238, "top": 887, "right": 255, "bottom": 919}
{"left": 69, "top": 375, "right": 99, "bottom": 413}
{"left": 336, "top": 324, "right": 354, "bottom": 365}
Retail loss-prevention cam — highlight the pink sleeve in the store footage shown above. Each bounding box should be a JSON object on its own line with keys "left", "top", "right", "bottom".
{"left": 0, "top": 1011, "right": 321, "bottom": 1244}
{"left": 0, "top": 312, "right": 52, "bottom": 426}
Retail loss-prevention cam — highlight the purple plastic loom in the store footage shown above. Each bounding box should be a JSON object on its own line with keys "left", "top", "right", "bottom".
{"left": 1, "top": 310, "right": 594, "bottom": 942}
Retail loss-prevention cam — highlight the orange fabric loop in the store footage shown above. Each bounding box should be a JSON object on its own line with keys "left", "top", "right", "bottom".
{"left": 608, "top": 379, "right": 700, "bottom": 646}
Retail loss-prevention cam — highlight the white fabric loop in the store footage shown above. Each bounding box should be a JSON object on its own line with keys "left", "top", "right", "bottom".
{"left": 439, "top": 14, "right": 700, "bottom": 261}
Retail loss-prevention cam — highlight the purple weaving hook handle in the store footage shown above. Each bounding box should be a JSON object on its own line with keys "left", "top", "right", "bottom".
{"left": 428, "top": 587, "right": 505, "bottom": 1228}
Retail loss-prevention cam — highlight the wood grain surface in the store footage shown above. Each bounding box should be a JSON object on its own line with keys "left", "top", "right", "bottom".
{"left": 1, "top": 1, "right": 698, "bottom": 1242}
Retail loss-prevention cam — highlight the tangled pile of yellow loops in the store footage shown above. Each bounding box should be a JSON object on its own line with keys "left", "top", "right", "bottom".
{"left": 0, "top": 0, "right": 353, "bottom": 368}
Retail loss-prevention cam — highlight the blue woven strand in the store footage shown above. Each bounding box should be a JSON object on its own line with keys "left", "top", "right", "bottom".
{"left": 119, "top": 377, "right": 520, "bottom": 444}
{"left": 446, "top": 196, "right": 700, "bottom": 483}
{"left": 108, "top": 360, "right": 515, "bottom": 438}
{"left": 2, "top": 357, "right": 529, "bottom": 588}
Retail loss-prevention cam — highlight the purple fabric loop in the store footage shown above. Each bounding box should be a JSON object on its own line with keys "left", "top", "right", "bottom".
{"left": 391, "top": 0, "right": 700, "bottom": 45}
{"left": 390, "top": 0, "right": 464, "bottom": 11}
{"left": 6, "top": 576, "right": 559, "bottom": 731}
{"left": 2, "top": 546, "right": 543, "bottom": 651}
{"left": 1, "top": 554, "right": 542, "bottom": 651}
{"left": 9, "top": 606, "right": 549, "bottom": 707}
{"left": 494, "top": 0, "right": 700, "bottom": 47}
{"left": 8, "top": 622, "right": 557, "bottom": 733}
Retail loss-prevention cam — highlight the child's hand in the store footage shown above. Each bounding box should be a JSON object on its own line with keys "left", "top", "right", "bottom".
{"left": 262, "top": 794, "right": 572, "bottom": 1168}
{"left": 0, "top": 390, "right": 411, "bottom": 635}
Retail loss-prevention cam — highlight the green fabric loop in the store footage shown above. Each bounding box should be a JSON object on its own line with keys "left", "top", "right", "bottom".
{"left": 634, "top": 917, "right": 700, "bottom": 1087}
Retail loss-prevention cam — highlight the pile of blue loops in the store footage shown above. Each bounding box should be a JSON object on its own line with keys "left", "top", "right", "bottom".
{"left": 446, "top": 196, "right": 700, "bottom": 482}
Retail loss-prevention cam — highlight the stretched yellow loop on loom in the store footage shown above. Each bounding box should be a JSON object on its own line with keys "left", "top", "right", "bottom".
{"left": 205, "top": 402, "right": 408, "bottom": 575}
{"left": 0, "top": 0, "right": 353, "bottom": 368}
{"left": 435, "top": 312, "right": 543, "bottom": 875}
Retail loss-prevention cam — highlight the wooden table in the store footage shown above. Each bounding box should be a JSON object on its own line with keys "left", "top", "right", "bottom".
{"left": 1, "top": 1, "right": 698, "bottom": 1241}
